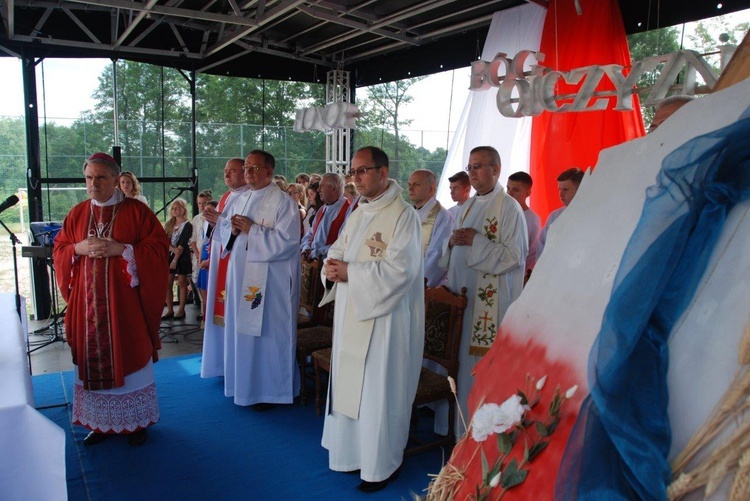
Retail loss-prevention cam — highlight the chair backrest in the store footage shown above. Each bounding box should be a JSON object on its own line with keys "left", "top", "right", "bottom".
{"left": 423, "top": 285, "right": 468, "bottom": 378}
{"left": 299, "top": 258, "right": 322, "bottom": 316}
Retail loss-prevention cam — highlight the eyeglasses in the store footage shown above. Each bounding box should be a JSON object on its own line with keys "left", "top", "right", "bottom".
{"left": 465, "top": 163, "right": 495, "bottom": 172}
{"left": 347, "top": 166, "right": 382, "bottom": 177}
{"left": 243, "top": 164, "right": 265, "bottom": 172}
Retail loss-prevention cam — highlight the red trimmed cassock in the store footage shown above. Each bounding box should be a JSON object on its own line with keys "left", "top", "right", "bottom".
{"left": 54, "top": 193, "right": 170, "bottom": 434}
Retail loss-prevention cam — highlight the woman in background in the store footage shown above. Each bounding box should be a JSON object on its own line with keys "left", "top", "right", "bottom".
{"left": 119, "top": 171, "right": 149, "bottom": 206}
{"left": 163, "top": 198, "right": 192, "bottom": 320}
{"left": 303, "top": 180, "right": 322, "bottom": 236}
{"left": 287, "top": 183, "right": 308, "bottom": 238}
{"left": 344, "top": 182, "right": 357, "bottom": 204}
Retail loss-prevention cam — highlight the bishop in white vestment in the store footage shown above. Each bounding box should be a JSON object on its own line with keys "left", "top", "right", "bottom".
{"left": 219, "top": 150, "right": 301, "bottom": 406}
{"left": 321, "top": 147, "right": 424, "bottom": 491}
{"left": 440, "top": 146, "right": 527, "bottom": 437}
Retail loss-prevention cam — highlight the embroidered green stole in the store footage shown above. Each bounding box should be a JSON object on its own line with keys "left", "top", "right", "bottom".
{"left": 461, "top": 190, "right": 506, "bottom": 356}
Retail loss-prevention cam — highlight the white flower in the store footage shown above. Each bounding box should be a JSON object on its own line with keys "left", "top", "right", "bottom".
{"left": 565, "top": 385, "right": 578, "bottom": 399}
{"left": 536, "top": 375, "right": 548, "bottom": 391}
{"left": 472, "top": 403, "right": 498, "bottom": 442}
{"left": 489, "top": 472, "right": 501, "bottom": 488}
{"left": 471, "top": 395, "right": 527, "bottom": 442}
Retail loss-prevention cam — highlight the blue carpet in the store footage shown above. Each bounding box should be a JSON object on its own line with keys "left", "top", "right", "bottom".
{"left": 33, "top": 354, "right": 447, "bottom": 500}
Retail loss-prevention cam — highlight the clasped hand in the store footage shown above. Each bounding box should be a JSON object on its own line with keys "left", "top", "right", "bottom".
{"left": 325, "top": 258, "right": 348, "bottom": 283}
{"left": 202, "top": 205, "right": 220, "bottom": 224}
{"left": 230, "top": 214, "right": 253, "bottom": 235}
{"left": 76, "top": 236, "right": 124, "bottom": 259}
{"left": 449, "top": 227, "right": 477, "bottom": 247}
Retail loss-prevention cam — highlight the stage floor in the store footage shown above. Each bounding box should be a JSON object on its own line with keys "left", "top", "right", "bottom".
{"left": 27, "top": 301, "right": 204, "bottom": 374}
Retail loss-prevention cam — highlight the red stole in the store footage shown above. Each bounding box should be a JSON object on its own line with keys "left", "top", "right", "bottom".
{"left": 311, "top": 200, "right": 351, "bottom": 245}
{"left": 84, "top": 204, "right": 118, "bottom": 390}
{"left": 212, "top": 190, "right": 232, "bottom": 326}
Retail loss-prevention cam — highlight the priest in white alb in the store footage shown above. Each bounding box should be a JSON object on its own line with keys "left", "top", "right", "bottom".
{"left": 218, "top": 150, "right": 301, "bottom": 409}
{"left": 200, "top": 158, "right": 250, "bottom": 379}
{"left": 321, "top": 146, "right": 424, "bottom": 493}
{"left": 407, "top": 168, "right": 454, "bottom": 286}
{"left": 440, "top": 145, "right": 527, "bottom": 436}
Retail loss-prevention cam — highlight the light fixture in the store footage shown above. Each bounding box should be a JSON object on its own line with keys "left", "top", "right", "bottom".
{"left": 717, "top": 3, "right": 723, "bottom": 9}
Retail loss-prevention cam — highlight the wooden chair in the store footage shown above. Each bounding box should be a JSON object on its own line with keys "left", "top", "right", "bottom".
{"left": 312, "top": 346, "right": 332, "bottom": 415}
{"left": 297, "top": 258, "right": 322, "bottom": 330}
{"left": 406, "top": 285, "right": 467, "bottom": 457}
{"left": 296, "top": 258, "right": 333, "bottom": 406}
{"left": 312, "top": 285, "right": 468, "bottom": 432}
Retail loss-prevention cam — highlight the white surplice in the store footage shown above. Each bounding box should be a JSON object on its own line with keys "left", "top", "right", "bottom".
{"left": 440, "top": 183, "right": 527, "bottom": 436}
{"left": 321, "top": 181, "right": 424, "bottom": 483}
{"left": 415, "top": 197, "right": 454, "bottom": 287}
{"left": 218, "top": 183, "right": 301, "bottom": 405}
{"left": 201, "top": 185, "right": 250, "bottom": 379}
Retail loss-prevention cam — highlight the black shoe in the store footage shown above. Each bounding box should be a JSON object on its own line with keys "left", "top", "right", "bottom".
{"left": 128, "top": 429, "right": 148, "bottom": 447}
{"left": 83, "top": 431, "right": 107, "bottom": 446}
{"left": 250, "top": 403, "right": 277, "bottom": 412}
{"left": 356, "top": 466, "right": 401, "bottom": 493}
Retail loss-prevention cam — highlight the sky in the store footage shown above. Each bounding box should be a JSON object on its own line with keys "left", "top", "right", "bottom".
{"left": 0, "top": 8, "right": 746, "bottom": 151}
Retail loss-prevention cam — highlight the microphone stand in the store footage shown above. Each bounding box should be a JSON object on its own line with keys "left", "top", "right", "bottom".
{"left": 0, "top": 216, "right": 28, "bottom": 372}
{"left": 0, "top": 218, "right": 23, "bottom": 321}
{"left": 155, "top": 188, "right": 194, "bottom": 218}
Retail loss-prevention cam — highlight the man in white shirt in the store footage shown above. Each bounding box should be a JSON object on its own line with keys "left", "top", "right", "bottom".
{"left": 507, "top": 171, "right": 542, "bottom": 282}
{"left": 538, "top": 167, "right": 584, "bottom": 257}
{"left": 447, "top": 171, "right": 471, "bottom": 220}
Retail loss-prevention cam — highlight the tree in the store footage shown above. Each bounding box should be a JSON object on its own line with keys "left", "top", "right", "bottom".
{"left": 627, "top": 26, "right": 681, "bottom": 125}
{"left": 688, "top": 16, "right": 750, "bottom": 73}
{"left": 91, "top": 61, "right": 192, "bottom": 180}
{"left": 357, "top": 77, "right": 426, "bottom": 182}
{"left": 195, "top": 75, "right": 326, "bottom": 184}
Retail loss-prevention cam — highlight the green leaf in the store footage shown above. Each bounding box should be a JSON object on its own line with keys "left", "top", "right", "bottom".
{"left": 548, "top": 417, "right": 560, "bottom": 435}
{"left": 500, "top": 459, "right": 528, "bottom": 489}
{"left": 549, "top": 394, "right": 561, "bottom": 415}
{"left": 523, "top": 437, "right": 529, "bottom": 462}
{"left": 488, "top": 460, "right": 503, "bottom": 483}
{"left": 535, "top": 421, "right": 550, "bottom": 437}
{"left": 497, "top": 432, "right": 513, "bottom": 455}
{"left": 528, "top": 441, "right": 550, "bottom": 461}
{"left": 517, "top": 390, "right": 528, "bottom": 406}
{"left": 481, "top": 448, "right": 489, "bottom": 482}
{"left": 508, "top": 429, "right": 519, "bottom": 443}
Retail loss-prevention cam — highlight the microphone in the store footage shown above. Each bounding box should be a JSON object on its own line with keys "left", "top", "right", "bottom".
{"left": 0, "top": 195, "right": 19, "bottom": 214}
{"left": 170, "top": 186, "right": 195, "bottom": 193}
